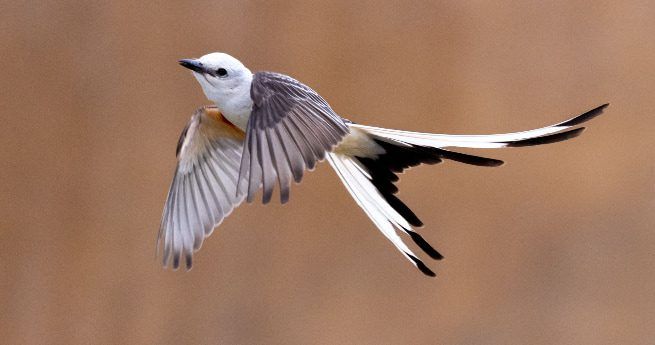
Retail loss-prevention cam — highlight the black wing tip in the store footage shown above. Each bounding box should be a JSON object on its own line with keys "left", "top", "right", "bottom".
{"left": 161, "top": 254, "right": 193, "bottom": 271}
{"left": 506, "top": 127, "right": 586, "bottom": 147}
{"left": 436, "top": 148, "right": 504, "bottom": 167}
{"left": 407, "top": 254, "right": 437, "bottom": 277}
{"left": 172, "top": 254, "right": 181, "bottom": 270}
{"left": 558, "top": 103, "right": 609, "bottom": 127}
{"left": 407, "top": 231, "right": 444, "bottom": 260}
{"left": 280, "top": 191, "right": 290, "bottom": 204}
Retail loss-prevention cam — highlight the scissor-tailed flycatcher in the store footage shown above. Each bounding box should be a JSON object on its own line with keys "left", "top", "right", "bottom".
{"left": 158, "top": 52, "right": 607, "bottom": 276}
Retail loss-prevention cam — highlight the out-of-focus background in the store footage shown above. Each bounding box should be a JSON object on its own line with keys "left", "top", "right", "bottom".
{"left": 1, "top": 1, "right": 653, "bottom": 344}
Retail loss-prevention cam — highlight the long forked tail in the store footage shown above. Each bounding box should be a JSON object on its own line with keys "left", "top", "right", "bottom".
{"left": 328, "top": 104, "right": 608, "bottom": 276}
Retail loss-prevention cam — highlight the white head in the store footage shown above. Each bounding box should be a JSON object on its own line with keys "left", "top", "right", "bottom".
{"left": 179, "top": 52, "right": 253, "bottom": 119}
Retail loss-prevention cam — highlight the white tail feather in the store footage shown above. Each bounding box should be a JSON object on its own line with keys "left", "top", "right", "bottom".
{"left": 349, "top": 103, "right": 607, "bottom": 149}
{"left": 352, "top": 123, "right": 565, "bottom": 148}
{"left": 326, "top": 152, "right": 433, "bottom": 274}
{"left": 351, "top": 123, "right": 565, "bottom": 148}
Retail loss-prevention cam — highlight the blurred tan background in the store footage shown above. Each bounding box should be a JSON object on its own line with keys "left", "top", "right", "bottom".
{"left": 1, "top": 1, "right": 654, "bottom": 344}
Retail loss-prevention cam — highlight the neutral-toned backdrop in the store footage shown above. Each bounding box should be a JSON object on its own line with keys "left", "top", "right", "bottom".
{"left": 1, "top": 1, "right": 653, "bottom": 344}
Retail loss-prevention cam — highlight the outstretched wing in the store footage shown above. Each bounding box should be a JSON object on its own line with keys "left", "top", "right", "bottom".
{"left": 238, "top": 72, "right": 350, "bottom": 204}
{"left": 158, "top": 106, "right": 246, "bottom": 270}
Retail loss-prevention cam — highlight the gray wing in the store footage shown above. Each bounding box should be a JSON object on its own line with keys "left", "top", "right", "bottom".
{"left": 238, "top": 72, "right": 350, "bottom": 204}
{"left": 158, "top": 106, "right": 246, "bottom": 270}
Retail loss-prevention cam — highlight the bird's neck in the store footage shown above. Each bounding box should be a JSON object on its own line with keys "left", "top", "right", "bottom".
{"left": 219, "top": 95, "right": 252, "bottom": 131}
{"left": 214, "top": 79, "right": 253, "bottom": 131}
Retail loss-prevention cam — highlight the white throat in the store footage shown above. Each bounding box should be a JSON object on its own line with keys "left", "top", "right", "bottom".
{"left": 216, "top": 78, "right": 253, "bottom": 131}
{"left": 194, "top": 72, "right": 254, "bottom": 131}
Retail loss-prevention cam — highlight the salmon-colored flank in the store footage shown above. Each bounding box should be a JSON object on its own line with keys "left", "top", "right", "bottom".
{"left": 203, "top": 105, "right": 245, "bottom": 139}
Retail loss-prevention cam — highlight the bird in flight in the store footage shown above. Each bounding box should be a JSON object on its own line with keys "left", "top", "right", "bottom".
{"left": 158, "top": 52, "right": 607, "bottom": 276}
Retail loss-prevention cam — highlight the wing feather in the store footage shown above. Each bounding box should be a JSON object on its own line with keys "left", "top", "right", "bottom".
{"left": 265, "top": 127, "right": 292, "bottom": 203}
{"left": 239, "top": 72, "right": 350, "bottom": 203}
{"left": 157, "top": 106, "right": 247, "bottom": 270}
{"left": 258, "top": 129, "right": 276, "bottom": 204}
{"left": 273, "top": 124, "right": 305, "bottom": 182}
{"left": 282, "top": 117, "right": 319, "bottom": 169}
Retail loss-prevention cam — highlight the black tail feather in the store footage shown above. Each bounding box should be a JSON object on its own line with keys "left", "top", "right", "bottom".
{"left": 407, "top": 231, "right": 444, "bottom": 260}
{"left": 385, "top": 193, "right": 423, "bottom": 227}
{"left": 407, "top": 254, "right": 437, "bottom": 277}
{"left": 436, "top": 148, "right": 504, "bottom": 166}
{"left": 353, "top": 138, "right": 496, "bottom": 262}
{"left": 506, "top": 127, "right": 586, "bottom": 147}
{"left": 557, "top": 103, "right": 608, "bottom": 127}
{"left": 354, "top": 138, "right": 503, "bottom": 232}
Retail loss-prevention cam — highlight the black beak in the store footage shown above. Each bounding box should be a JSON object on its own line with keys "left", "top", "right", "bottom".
{"left": 178, "top": 59, "right": 205, "bottom": 73}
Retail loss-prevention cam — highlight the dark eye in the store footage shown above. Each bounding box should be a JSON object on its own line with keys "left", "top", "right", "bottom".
{"left": 216, "top": 68, "right": 228, "bottom": 77}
